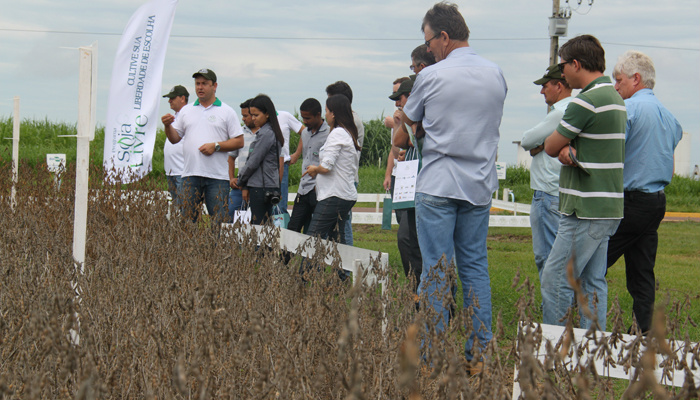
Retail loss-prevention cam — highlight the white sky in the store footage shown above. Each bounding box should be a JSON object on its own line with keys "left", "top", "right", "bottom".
{"left": 1, "top": 0, "right": 699, "bottom": 171}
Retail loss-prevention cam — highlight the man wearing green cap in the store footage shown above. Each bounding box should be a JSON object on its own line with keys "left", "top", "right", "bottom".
{"left": 387, "top": 78, "right": 423, "bottom": 290}
{"left": 162, "top": 68, "right": 243, "bottom": 224}
{"left": 520, "top": 65, "right": 572, "bottom": 283}
{"left": 162, "top": 84, "right": 189, "bottom": 209}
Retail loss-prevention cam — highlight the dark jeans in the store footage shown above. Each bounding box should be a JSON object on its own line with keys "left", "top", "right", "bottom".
{"left": 228, "top": 188, "right": 243, "bottom": 220}
{"left": 607, "top": 190, "right": 666, "bottom": 333}
{"left": 288, "top": 191, "right": 317, "bottom": 234}
{"left": 249, "top": 187, "right": 278, "bottom": 225}
{"left": 280, "top": 163, "right": 290, "bottom": 213}
{"left": 180, "top": 176, "right": 229, "bottom": 224}
{"left": 306, "top": 196, "right": 355, "bottom": 244}
{"left": 396, "top": 208, "right": 423, "bottom": 290}
{"left": 167, "top": 175, "right": 183, "bottom": 208}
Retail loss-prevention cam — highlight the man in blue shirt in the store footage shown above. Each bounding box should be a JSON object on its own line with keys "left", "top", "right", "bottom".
{"left": 521, "top": 65, "right": 572, "bottom": 284}
{"left": 607, "top": 50, "right": 683, "bottom": 334}
{"left": 394, "top": 2, "right": 507, "bottom": 374}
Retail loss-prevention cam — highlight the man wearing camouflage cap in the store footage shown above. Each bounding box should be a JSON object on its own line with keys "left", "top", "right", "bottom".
{"left": 520, "top": 65, "right": 572, "bottom": 283}
{"left": 162, "top": 68, "right": 243, "bottom": 224}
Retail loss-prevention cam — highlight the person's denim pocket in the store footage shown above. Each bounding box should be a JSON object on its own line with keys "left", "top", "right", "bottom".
{"left": 587, "top": 219, "right": 619, "bottom": 240}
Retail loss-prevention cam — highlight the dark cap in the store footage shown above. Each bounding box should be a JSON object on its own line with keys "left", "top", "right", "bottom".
{"left": 162, "top": 85, "right": 189, "bottom": 99}
{"left": 389, "top": 79, "right": 413, "bottom": 101}
{"left": 192, "top": 68, "right": 217, "bottom": 83}
{"left": 533, "top": 64, "right": 564, "bottom": 85}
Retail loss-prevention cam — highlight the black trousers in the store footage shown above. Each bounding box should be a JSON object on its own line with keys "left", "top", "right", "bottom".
{"left": 248, "top": 187, "right": 277, "bottom": 225}
{"left": 306, "top": 196, "right": 355, "bottom": 244}
{"left": 396, "top": 208, "right": 423, "bottom": 290}
{"left": 288, "top": 191, "right": 317, "bottom": 234}
{"left": 606, "top": 190, "right": 666, "bottom": 333}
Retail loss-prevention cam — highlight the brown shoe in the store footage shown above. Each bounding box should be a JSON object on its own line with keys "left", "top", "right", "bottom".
{"left": 467, "top": 361, "right": 483, "bottom": 376}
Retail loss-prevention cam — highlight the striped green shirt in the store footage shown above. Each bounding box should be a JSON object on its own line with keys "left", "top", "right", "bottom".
{"left": 556, "top": 76, "right": 626, "bottom": 219}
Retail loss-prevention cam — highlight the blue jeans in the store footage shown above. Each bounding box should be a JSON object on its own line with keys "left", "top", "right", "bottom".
{"left": 280, "top": 163, "right": 289, "bottom": 213}
{"left": 415, "top": 192, "right": 492, "bottom": 361}
{"left": 343, "top": 182, "right": 358, "bottom": 246}
{"left": 167, "top": 175, "right": 183, "bottom": 208}
{"left": 179, "top": 176, "right": 230, "bottom": 224}
{"left": 530, "top": 191, "right": 560, "bottom": 282}
{"left": 541, "top": 215, "right": 620, "bottom": 330}
{"left": 228, "top": 188, "right": 243, "bottom": 220}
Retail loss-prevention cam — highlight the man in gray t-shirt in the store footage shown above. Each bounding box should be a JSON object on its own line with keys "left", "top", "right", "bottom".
{"left": 287, "top": 98, "right": 331, "bottom": 233}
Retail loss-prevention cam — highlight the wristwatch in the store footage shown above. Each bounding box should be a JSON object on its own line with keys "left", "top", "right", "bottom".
{"left": 214, "top": 142, "right": 221, "bottom": 152}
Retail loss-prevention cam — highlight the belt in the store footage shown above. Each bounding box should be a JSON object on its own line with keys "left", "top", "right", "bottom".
{"left": 624, "top": 189, "right": 664, "bottom": 199}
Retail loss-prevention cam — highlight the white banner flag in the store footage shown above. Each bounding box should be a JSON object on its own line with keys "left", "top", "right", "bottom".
{"left": 104, "top": 0, "right": 178, "bottom": 183}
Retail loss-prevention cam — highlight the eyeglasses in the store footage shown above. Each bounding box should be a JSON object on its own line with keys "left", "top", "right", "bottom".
{"left": 424, "top": 32, "right": 441, "bottom": 47}
{"left": 558, "top": 60, "right": 573, "bottom": 73}
{"left": 410, "top": 63, "right": 424, "bottom": 72}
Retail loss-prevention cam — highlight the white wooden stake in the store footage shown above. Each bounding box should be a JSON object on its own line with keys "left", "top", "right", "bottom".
{"left": 70, "top": 43, "right": 97, "bottom": 345}
{"left": 10, "top": 97, "right": 19, "bottom": 210}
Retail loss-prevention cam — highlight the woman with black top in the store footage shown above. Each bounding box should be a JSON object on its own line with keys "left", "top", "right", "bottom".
{"left": 232, "top": 94, "right": 284, "bottom": 225}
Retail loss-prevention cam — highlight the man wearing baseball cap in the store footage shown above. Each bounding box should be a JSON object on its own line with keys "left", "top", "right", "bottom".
{"left": 520, "top": 64, "right": 572, "bottom": 284}
{"left": 162, "top": 85, "right": 189, "bottom": 209}
{"left": 162, "top": 68, "right": 243, "bottom": 224}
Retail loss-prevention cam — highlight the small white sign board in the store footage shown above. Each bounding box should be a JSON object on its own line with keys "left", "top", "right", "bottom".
{"left": 46, "top": 154, "right": 67, "bottom": 172}
{"left": 496, "top": 162, "right": 507, "bottom": 180}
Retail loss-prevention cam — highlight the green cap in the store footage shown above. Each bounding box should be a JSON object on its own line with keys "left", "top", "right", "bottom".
{"left": 533, "top": 64, "right": 564, "bottom": 85}
{"left": 192, "top": 68, "right": 217, "bottom": 83}
{"left": 389, "top": 79, "right": 413, "bottom": 101}
{"left": 162, "top": 85, "right": 189, "bottom": 99}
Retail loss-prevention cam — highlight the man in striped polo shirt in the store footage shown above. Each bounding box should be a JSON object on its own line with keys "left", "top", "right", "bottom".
{"left": 542, "top": 35, "right": 627, "bottom": 330}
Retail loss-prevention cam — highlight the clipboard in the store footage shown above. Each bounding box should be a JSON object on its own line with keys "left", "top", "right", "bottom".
{"left": 569, "top": 146, "right": 590, "bottom": 175}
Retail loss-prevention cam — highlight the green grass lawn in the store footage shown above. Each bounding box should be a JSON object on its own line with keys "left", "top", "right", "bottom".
{"left": 3, "top": 116, "right": 699, "bottom": 212}
{"left": 354, "top": 221, "right": 700, "bottom": 341}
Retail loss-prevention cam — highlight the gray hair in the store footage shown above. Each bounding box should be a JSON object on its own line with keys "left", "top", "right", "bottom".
{"left": 612, "top": 50, "right": 656, "bottom": 89}
{"left": 411, "top": 44, "right": 437, "bottom": 68}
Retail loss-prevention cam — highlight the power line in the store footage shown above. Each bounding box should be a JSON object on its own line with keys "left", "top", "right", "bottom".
{"left": 600, "top": 41, "right": 699, "bottom": 52}
{"left": 0, "top": 27, "right": 543, "bottom": 41}
{"left": 1, "top": 27, "right": 698, "bottom": 52}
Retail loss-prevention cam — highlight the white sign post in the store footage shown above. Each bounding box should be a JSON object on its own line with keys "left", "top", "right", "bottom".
{"left": 10, "top": 97, "right": 20, "bottom": 210}
{"left": 47, "top": 153, "right": 67, "bottom": 190}
{"left": 65, "top": 43, "right": 98, "bottom": 345}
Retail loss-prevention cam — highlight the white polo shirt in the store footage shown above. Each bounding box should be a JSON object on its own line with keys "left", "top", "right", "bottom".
{"left": 277, "top": 111, "right": 303, "bottom": 162}
{"left": 172, "top": 99, "right": 243, "bottom": 180}
{"left": 163, "top": 110, "right": 185, "bottom": 176}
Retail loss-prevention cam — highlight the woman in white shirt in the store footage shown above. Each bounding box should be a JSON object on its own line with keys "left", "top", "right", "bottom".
{"left": 303, "top": 94, "right": 361, "bottom": 243}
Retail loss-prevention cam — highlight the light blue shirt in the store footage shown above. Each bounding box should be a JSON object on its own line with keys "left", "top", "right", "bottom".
{"left": 403, "top": 47, "right": 507, "bottom": 205}
{"left": 623, "top": 88, "right": 682, "bottom": 192}
{"left": 521, "top": 96, "right": 572, "bottom": 196}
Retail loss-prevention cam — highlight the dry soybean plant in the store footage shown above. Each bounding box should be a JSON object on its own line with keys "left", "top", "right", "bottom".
{"left": 0, "top": 159, "right": 698, "bottom": 399}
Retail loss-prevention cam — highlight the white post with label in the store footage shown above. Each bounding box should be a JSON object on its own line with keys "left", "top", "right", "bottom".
{"left": 10, "top": 97, "right": 20, "bottom": 210}
{"left": 47, "top": 154, "right": 67, "bottom": 190}
{"left": 67, "top": 43, "right": 98, "bottom": 345}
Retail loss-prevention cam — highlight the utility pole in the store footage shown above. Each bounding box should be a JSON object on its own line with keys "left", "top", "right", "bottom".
{"left": 550, "top": 0, "right": 561, "bottom": 66}
{"left": 549, "top": 0, "right": 572, "bottom": 66}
